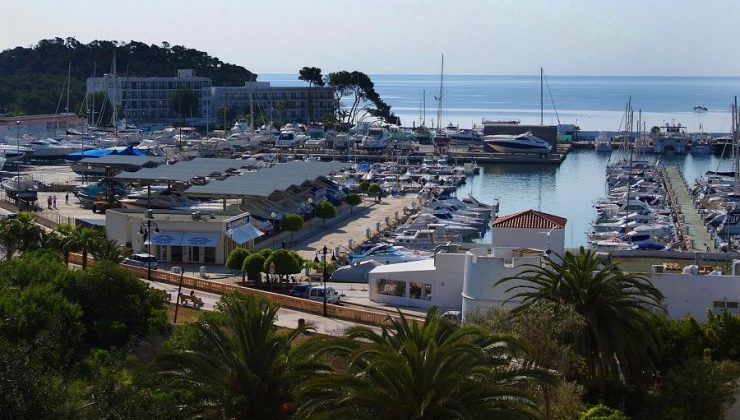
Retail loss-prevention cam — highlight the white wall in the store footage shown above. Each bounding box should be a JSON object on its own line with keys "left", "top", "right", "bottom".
{"left": 649, "top": 273, "right": 740, "bottom": 321}
{"left": 462, "top": 247, "right": 542, "bottom": 317}
{"left": 491, "top": 227, "right": 565, "bottom": 258}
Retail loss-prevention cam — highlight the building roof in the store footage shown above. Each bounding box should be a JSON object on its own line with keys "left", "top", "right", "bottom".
{"left": 492, "top": 209, "right": 567, "bottom": 230}
{"left": 114, "top": 158, "right": 244, "bottom": 183}
{"left": 185, "top": 160, "right": 349, "bottom": 198}
{"left": 369, "top": 258, "right": 436, "bottom": 274}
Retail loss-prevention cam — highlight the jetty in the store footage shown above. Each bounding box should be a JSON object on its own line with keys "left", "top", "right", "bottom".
{"left": 662, "top": 166, "right": 715, "bottom": 251}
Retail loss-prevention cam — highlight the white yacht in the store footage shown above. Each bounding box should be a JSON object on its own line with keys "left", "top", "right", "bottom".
{"left": 484, "top": 132, "right": 552, "bottom": 154}
{"left": 359, "top": 127, "right": 391, "bottom": 149}
{"left": 594, "top": 133, "right": 613, "bottom": 153}
{"left": 1, "top": 175, "right": 37, "bottom": 200}
{"left": 25, "top": 138, "right": 80, "bottom": 160}
{"left": 275, "top": 130, "right": 307, "bottom": 148}
{"left": 0, "top": 144, "right": 33, "bottom": 163}
{"left": 348, "top": 244, "right": 433, "bottom": 265}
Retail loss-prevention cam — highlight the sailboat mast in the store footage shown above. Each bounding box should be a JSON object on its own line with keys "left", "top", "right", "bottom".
{"left": 734, "top": 96, "right": 739, "bottom": 195}
{"left": 249, "top": 79, "right": 255, "bottom": 130}
{"left": 436, "top": 54, "right": 444, "bottom": 130}
{"left": 540, "top": 67, "right": 544, "bottom": 125}
{"left": 65, "top": 62, "right": 71, "bottom": 113}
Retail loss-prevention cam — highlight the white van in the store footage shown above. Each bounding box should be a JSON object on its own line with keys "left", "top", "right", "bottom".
{"left": 308, "top": 286, "right": 340, "bottom": 304}
{"left": 123, "top": 253, "right": 159, "bottom": 269}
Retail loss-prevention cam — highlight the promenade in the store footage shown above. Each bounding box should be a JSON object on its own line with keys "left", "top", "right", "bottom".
{"left": 663, "top": 166, "right": 715, "bottom": 252}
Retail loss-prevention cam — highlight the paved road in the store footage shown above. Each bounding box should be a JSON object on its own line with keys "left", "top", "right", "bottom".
{"left": 144, "top": 279, "right": 377, "bottom": 336}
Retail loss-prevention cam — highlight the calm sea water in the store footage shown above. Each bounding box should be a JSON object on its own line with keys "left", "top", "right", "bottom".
{"left": 261, "top": 73, "right": 737, "bottom": 247}
{"left": 262, "top": 73, "right": 740, "bottom": 133}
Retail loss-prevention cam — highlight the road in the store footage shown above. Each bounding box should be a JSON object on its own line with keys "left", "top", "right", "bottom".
{"left": 144, "top": 279, "right": 378, "bottom": 336}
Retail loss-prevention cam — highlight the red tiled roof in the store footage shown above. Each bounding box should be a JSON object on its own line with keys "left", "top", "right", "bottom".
{"left": 492, "top": 209, "right": 567, "bottom": 230}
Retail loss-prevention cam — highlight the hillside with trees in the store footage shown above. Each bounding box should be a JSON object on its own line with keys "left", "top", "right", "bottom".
{"left": 0, "top": 37, "right": 256, "bottom": 115}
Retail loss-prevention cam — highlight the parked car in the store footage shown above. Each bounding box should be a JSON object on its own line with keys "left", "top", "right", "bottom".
{"left": 308, "top": 286, "right": 340, "bottom": 304}
{"left": 289, "top": 283, "right": 313, "bottom": 298}
{"left": 123, "top": 253, "right": 159, "bottom": 269}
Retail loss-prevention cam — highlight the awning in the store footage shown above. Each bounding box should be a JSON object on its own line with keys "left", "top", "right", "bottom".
{"left": 145, "top": 231, "right": 184, "bottom": 246}
{"left": 226, "top": 224, "right": 264, "bottom": 244}
{"left": 181, "top": 232, "right": 220, "bottom": 248}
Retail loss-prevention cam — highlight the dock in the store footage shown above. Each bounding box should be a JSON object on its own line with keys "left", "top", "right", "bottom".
{"left": 662, "top": 166, "right": 715, "bottom": 251}
{"left": 290, "top": 143, "right": 571, "bottom": 165}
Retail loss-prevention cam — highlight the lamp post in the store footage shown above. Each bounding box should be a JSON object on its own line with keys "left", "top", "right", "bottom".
{"left": 314, "top": 245, "right": 336, "bottom": 317}
{"left": 271, "top": 211, "right": 278, "bottom": 249}
{"left": 173, "top": 268, "right": 185, "bottom": 323}
{"left": 15, "top": 121, "right": 21, "bottom": 181}
{"left": 139, "top": 213, "right": 159, "bottom": 281}
{"left": 307, "top": 197, "right": 314, "bottom": 229}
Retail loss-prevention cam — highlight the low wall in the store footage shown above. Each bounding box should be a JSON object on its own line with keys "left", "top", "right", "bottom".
{"left": 68, "top": 253, "right": 393, "bottom": 326}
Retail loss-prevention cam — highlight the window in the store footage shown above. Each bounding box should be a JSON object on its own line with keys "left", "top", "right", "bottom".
{"left": 190, "top": 246, "right": 200, "bottom": 262}
{"left": 171, "top": 246, "right": 183, "bottom": 262}
{"left": 205, "top": 247, "right": 216, "bottom": 263}
{"left": 376, "top": 279, "right": 406, "bottom": 297}
{"left": 409, "top": 282, "right": 432, "bottom": 300}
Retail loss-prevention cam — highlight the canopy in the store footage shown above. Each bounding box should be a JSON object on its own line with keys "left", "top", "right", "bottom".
{"left": 145, "top": 231, "right": 183, "bottom": 246}
{"left": 181, "top": 232, "right": 220, "bottom": 248}
{"left": 225, "top": 224, "right": 264, "bottom": 244}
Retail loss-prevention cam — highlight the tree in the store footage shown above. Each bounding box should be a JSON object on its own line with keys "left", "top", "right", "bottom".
{"left": 169, "top": 88, "right": 199, "bottom": 120}
{"left": 158, "top": 294, "right": 316, "bottom": 418}
{"left": 326, "top": 70, "right": 398, "bottom": 125}
{"left": 298, "top": 66, "right": 324, "bottom": 122}
{"left": 345, "top": 192, "right": 362, "bottom": 213}
{"left": 367, "top": 183, "right": 381, "bottom": 202}
{"left": 77, "top": 227, "right": 104, "bottom": 269}
{"left": 498, "top": 247, "right": 664, "bottom": 398}
{"left": 578, "top": 404, "right": 629, "bottom": 420}
{"left": 314, "top": 201, "right": 336, "bottom": 226}
{"left": 358, "top": 181, "right": 370, "bottom": 193}
{"left": 263, "top": 249, "right": 303, "bottom": 282}
{"left": 63, "top": 261, "right": 167, "bottom": 348}
{"left": 90, "top": 237, "right": 130, "bottom": 264}
{"left": 242, "top": 253, "right": 266, "bottom": 285}
{"left": 226, "top": 247, "right": 251, "bottom": 282}
{"left": 296, "top": 307, "right": 544, "bottom": 419}
{"left": 282, "top": 214, "right": 304, "bottom": 242}
{"left": 45, "top": 223, "right": 81, "bottom": 265}
{"left": 0, "top": 211, "right": 44, "bottom": 259}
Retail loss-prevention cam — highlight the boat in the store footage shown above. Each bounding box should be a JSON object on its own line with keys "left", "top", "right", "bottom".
{"left": 0, "top": 156, "right": 5, "bottom": 171}
{"left": 275, "top": 129, "right": 305, "bottom": 148}
{"left": 348, "top": 243, "right": 433, "bottom": 264}
{"left": 0, "top": 144, "right": 33, "bottom": 163}
{"left": 359, "top": 126, "right": 391, "bottom": 149}
{"left": 594, "top": 132, "right": 613, "bottom": 153}
{"left": 483, "top": 131, "right": 552, "bottom": 154}
{"left": 690, "top": 134, "right": 713, "bottom": 155}
{"left": 1, "top": 175, "right": 38, "bottom": 200}
{"left": 693, "top": 105, "right": 708, "bottom": 113}
{"left": 652, "top": 123, "right": 688, "bottom": 154}
{"left": 25, "top": 138, "right": 81, "bottom": 160}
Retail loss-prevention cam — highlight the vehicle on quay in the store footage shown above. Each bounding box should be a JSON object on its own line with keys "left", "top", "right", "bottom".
{"left": 308, "top": 286, "right": 340, "bottom": 304}
{"left": 123, "top": 253, "right": 159, "bottom": 269}
{"left": 289, "top": 283, "right": 313, "bottom": 299}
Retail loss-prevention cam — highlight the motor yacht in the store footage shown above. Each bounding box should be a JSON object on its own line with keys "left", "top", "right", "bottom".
{"left": 483, "top": 132, "right": 552, "bottom": 154}
{"left": 594, "top": 133, "right": 613, "bottom": 153}
{"left": 1, "top": 175, "right": 37, "bottom": 200}
{"left": 25, "top": 138, "right": 80, "bottom": 160}
{"left": 359, "top": 127, "right": 391, "bottom": 149}
{"left": 348, "top": 243, "right": 433, "bottom": 264}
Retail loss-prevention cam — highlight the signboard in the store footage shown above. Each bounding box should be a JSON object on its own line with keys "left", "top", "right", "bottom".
{"left": 225, "top": 212, "right": 251, "bottom": 230}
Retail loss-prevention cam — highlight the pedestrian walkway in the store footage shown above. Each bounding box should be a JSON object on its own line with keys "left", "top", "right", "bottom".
{"left": 664, "top": 166, "right": 715, "bottom": 251}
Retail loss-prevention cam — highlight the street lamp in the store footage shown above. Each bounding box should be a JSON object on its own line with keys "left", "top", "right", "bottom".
{"left": 307, "top": 197, "right": 314, "bottom": 229}
{"left": 314, "top": 245, "right": 336, "bottom": 317}
{"left": 15, "top": 121, "right": 21, "bottom": 182}
{"left": 139, "top": 212, "right": 159, "bottom": 281}
{"left": 271, "top": 211, "right": 278, "bottom": 249}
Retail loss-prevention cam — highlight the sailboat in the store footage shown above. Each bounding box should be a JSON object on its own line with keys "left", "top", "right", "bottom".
{"left": 433, "top": 54, "right": 450, "bottom": 148}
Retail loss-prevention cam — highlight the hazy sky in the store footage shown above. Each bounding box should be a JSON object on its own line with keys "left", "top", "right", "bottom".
{"left": 3, "top": 0, "right": 739, "bottom": 76}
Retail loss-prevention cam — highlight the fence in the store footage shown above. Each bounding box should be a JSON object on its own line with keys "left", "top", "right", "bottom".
{"left": 67, "top": 253, "right": 395, "bottom": 326}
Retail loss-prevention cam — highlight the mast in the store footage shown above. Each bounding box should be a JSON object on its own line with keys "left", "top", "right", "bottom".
{"left": 91, "top": 61, "right": 96, "bottom": 129}
{"left": 540, "top": 67, "right": 544, "bottom": 125}
{"left": 65, "top": 62, "right": 71, "bottom": 113}
{"left": 436, "top": 54, "right": 444, "bottom": 130}
{"left": 111, "top": 50, "right": 118, "bottom": 134}
{"left": 734, "top": 96, "right": 739, "bottom": 196}
{"left": 423, "top": 89, "right": 426, "bottom": 126}
{"left": 249, "top": 79, "right": 255, "bottom": 131}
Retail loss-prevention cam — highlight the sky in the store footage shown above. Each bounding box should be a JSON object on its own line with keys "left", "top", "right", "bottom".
{"left": 3, "top": 0, "right": 740, "bottom": 76}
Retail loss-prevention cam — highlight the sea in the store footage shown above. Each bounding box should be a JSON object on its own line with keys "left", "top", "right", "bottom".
{"left": 261, "top": 74, "right": 740, "bottom": 247}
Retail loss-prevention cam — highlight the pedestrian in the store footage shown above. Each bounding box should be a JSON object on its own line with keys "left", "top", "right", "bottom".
{"left": 47, "top": 195, "right": 52, "bottom": 209}
{"left": 65, "top": 193, "right": 69, "bottom": 205}
{"left": 52, "top": 195, "right": 57, "bottom": 209}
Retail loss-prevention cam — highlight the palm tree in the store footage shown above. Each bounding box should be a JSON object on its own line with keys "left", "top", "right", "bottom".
{"left": 158, "top": 294, "right": 320, "bottom": 419}
{"left": 76, "top": 227, "right": 104, "bottom": 269}
{"left": 497, "top": 247, "right": 664, "bottom": 395}
{"left": 45, "top": 223, "right": 81, "bottom": 265}
{"left": 0, "top": 212, "right": 44, "bottom": 259}
{"left": 90, "top": 237, "right": 130, "bottom": 264}
{"left": 296, "top": 308, "right": 543, "bottom": 419}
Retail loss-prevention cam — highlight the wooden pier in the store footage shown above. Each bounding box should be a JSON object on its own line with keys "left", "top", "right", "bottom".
{"left": 662, "top": 166, "right": 715, "bottom": 251}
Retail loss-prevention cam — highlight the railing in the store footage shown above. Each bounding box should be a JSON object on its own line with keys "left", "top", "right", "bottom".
{"left": 67, "top": 253, "right": 395, "bottom": 326}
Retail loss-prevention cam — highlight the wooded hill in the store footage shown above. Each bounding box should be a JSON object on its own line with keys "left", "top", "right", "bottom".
{"left": 0, "top": 37, "right": 256, "bottom": 116}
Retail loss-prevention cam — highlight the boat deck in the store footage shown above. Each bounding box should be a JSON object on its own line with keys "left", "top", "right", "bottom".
{"left": 663, "top": 166, "right": 716, "bottom": 251}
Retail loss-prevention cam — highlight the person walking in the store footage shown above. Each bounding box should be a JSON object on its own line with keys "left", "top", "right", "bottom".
{"left": 52, "top": 195, "right": 57, "bottom": 209}
{"left": 65, "top": 193, "right": 69, "bottom": 205}
{"left": 47, "top": 195, "right": 52, "bottom": 209}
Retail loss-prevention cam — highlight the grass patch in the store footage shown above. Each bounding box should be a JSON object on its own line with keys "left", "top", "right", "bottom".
{"left": 167, "top": 303, "right": 202, "bottom": 324}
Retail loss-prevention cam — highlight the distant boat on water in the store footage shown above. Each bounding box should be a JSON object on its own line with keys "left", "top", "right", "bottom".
{"left": 694, "top": 105, "right": 708, "bottom": 113}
